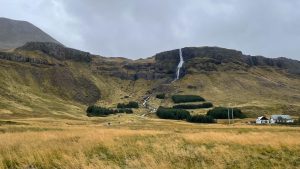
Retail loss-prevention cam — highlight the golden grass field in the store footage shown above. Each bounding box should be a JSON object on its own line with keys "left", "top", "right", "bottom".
{"left": 0, "top": 115, "right": 300, "bottom": 169}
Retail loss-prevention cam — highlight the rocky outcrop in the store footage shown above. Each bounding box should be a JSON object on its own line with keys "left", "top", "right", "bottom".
{"left": 8, "top": 43, "right": 299, "bottom": 81}
{"left": 154, "top": 47, "right": 246, "bottom": 78}
{"left": 154, "top": 49, "right": 180, "bottom": 79}
{"left": 92, "top": 57, "right": 156, "bottom": 80}
{"left": 182, "top": 47, "right": 243, "bottom": 62}
{"left": 243, "top": 55, "right": 300, "bottom": 74}
{"left": 123, "top": 62, "right": 155, "bottom": 80}
{"left": 154, "top": 47, "right": 300, "bottom": 77}
{"left": 18, "top": 42, "right": 92, "bottom": 62}
{"left": 93, "top": 46, "right": 300, "bottom": 80}
{"left": 0, "top": 51, "right": 54, "bottom": 65}
{"left": 182, "top": 47, "right": 248, "bottom": 73}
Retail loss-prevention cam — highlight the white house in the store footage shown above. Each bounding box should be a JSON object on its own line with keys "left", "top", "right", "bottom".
{"left": 256, "top": 116, "right": 269, "bottom": 124}
{"left": 270, "top": 115, "right": 294, "bottom": 124}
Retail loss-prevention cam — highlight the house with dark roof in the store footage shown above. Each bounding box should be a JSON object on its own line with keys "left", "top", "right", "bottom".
{"left": 256, "top": 116, "right": 269, "bottom": 124}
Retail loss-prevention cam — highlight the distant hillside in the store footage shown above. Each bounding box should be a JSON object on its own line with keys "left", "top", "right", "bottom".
{"left": 0, "top": 17, "right": 60, "bottom": 50}
{"left": 0, "top": 17, "right": 299, "bottom": 119}
{"left": 0, "top": 42, "right": 300, "bottom": 119}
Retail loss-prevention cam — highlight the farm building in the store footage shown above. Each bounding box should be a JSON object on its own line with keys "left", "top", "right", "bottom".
{"left": 256, "top": 116, "right": 269, "bottom": 124}
{"left": 270, "top": 115, "right": 294, "bottom": 124}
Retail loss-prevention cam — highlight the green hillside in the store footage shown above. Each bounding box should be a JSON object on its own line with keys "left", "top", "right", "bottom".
{"left": 0, "top": 42, "right": 300, "bottom": 119}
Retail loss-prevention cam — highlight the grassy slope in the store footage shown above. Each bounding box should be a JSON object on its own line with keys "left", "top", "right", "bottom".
{"left": 172, "top": 68, "right": 300, "bottom": 117}
{"left": 0, "top": 58, "right": 154, "bottom": 119}
{"left": 0, "top": 50, "right": 300, "bottom": 119}
{"left": 0, "top": 60, "right": 84, "bottom": 119}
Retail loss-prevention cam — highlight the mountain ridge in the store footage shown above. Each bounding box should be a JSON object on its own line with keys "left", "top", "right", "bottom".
{"left": 0, "top": 17, "right": 61, "bottom": 50}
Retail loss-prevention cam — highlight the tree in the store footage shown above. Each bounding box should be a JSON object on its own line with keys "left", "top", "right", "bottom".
{"left": 172, "top": 95, "right": 205, "bottom": 103}
{"left": 86, "top": 105, "right": 115, "bottom": 117}
{"left": 173, "top": 102, "right": 213, "bottom": 109}
{"left": 117, "top": 101, "right": 139, "bottom": 108}
{"left": 156, "top": 107, "right": 190, "bottom": 120}
{"left": 207, "top": 107, "right": 246, "bottom": 119}
{"left": 187, "top": 115, "right": 216, "bottom": 123}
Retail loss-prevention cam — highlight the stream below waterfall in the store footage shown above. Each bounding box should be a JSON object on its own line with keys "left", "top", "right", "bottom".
{"left": 142, "top": 48, "right": 184, "bottom": 116}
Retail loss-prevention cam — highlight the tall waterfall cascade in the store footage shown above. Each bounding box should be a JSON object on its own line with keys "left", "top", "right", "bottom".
{"left": 175, "top": 48, "right": 184, "bottom": 80}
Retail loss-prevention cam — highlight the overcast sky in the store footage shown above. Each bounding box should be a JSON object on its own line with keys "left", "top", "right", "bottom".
{"left": 0, "top": 0, "right": 300, "bottom": 60}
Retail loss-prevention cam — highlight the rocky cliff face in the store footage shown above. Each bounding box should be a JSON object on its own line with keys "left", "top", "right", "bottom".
{"left": 0, "top": 51, "right": 54, "bottom": 65}
{"left": 3, "top": 43, "right": 299, "bottom": 81}
{"left": 242, "top": 55, "right": 300, "bottom": 74}
{"left": 92, "top": 46, "right": 300, "bottom": 81}
{"left": 153, "top": 47, "right": 300, "bottom": 78}
{"left": 18, "top": 42, "right": 92, "bottom": 62}
{"left": 92, "top": 57, "right": 156, "bottom": 80}
{"left": 153, "top": 47, "right": 247, "bottom": 78}
{"left": 154, "top": 49, "right": 181, "bottom": 79}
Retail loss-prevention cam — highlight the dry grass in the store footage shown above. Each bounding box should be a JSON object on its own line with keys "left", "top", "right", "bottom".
{"left": 0, "top": 116, "right": 299, "bottom": 169}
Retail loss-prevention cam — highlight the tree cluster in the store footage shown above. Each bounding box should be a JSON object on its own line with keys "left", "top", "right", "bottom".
{"left": 156, "top": 107, "right": 190, "bottom": 120}
{"left": 207, "top": 107, "right": 246, "bottom": 119}
{"left": 117, "top": 101, "right": 139, "bottom": 108}
{"left": 156, "top": 107, "right": 215, "bottom": 123}
{"left": 173, "top": 102, "right": 213, "bottom": 109}
{"left": 86, "top": 105, "right": 133, "bottom": 117}
{"left": 172, "top": 95, "right": 205, "bottom": 103}
{"left": 187, "top": 115, "right": 216, "bottom": 123}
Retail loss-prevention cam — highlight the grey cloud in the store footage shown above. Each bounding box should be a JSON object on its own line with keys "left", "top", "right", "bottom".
{"left": 0, "top": 0, "right": 299, "bottom": 60}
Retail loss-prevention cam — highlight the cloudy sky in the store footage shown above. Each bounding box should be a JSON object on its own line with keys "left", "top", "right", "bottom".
{"left": 0, "top": 0, "right": 300, "bottom": 60}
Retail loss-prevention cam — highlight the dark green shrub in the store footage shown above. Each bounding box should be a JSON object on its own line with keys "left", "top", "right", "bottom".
{"left": 187, "top": 115, "right": 216, "bottom": 123}
{"left": 86, "top": 106, "right": 133, "bottom": 117}
{"left": 156, "top": 107, "right": 190, "bottom": 120}
{"left": 86, "top": 105, "right": 116, "bottom": 117}
{"left": 207, "top": 107, "right": 246, "bottom": 119}
{"left": 156, "top": 93, "right": 165, "bottom": 99}
{"left": 117, "top": 101, "right": 139, "bottom": 108}
{"left": 172, "top": 95, "right": 205, "bottom": 103}
{"left": 173, "top": 102, "right": 213, "bottom": 109}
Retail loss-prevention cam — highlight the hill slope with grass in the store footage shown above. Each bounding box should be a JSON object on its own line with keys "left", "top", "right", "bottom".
{"left": 0, "top": 41, "right": 300, "bottom": 119}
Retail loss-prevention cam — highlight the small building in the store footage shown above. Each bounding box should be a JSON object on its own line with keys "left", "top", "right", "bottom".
{"left": 270, "top": 115, "right": 294, "bottom": 124}
{"left": 256, "top": 116, "right": 269, "bottom": 124}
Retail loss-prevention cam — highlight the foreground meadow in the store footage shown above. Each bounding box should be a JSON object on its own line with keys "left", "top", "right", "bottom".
{"left": 0, "top": 115, "right": 300, "bottom": 169}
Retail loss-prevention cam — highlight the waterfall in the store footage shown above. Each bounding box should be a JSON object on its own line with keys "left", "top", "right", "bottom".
{"left": 175, "top": 48, "right": 184, "bottom": 80}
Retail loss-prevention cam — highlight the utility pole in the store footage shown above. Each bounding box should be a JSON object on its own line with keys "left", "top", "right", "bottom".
{"left": 231, "top": 107, "right": 234, "bottom": 124}
{"left": 228, "top": 108, "right": 230, "bottom": 124}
